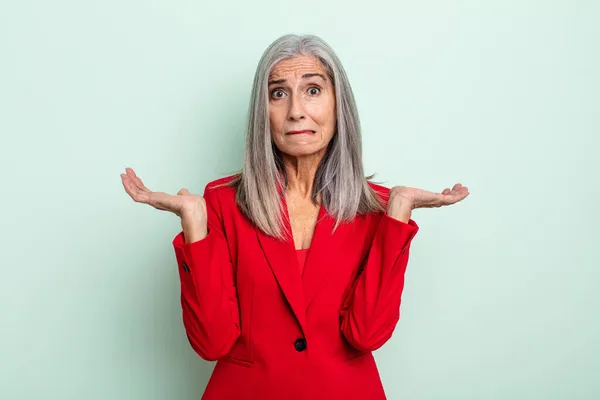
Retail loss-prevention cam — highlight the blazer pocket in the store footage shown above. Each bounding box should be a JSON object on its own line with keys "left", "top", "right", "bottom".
{"left": 221, "top": 355, "right": 255, "bottom": 369}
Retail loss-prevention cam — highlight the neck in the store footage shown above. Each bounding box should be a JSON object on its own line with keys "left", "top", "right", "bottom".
{"left": 281, "top": 151, "right": 326, "bottom": 200}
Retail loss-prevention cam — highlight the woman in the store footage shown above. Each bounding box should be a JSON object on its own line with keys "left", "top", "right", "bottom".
{"left": 121, "top": 34, "right": 468, "bottom": 399}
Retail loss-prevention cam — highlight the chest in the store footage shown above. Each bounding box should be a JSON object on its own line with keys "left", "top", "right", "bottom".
{"left": 286, "top": 197, "right": 321, "bottom": 250}
{"left": 223, "top": 198, "right": 379, "bottom": 328}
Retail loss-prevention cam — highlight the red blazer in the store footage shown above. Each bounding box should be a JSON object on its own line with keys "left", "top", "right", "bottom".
{"left": 172, "top": 175, "right": 419, "bottom": 399}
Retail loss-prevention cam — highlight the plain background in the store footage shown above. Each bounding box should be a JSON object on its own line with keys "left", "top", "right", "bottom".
{"left": 1, "top": 1, "right": 598, "bottom": 399}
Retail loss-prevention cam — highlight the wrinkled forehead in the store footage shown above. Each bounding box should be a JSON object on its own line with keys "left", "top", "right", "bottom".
{"left": 269, "top": 55, "right": 330, "bottom": 82}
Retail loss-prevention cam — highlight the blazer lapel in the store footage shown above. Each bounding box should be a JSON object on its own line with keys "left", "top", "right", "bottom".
{"left": 255, "top": 196, "right": 308, "bottom": 335}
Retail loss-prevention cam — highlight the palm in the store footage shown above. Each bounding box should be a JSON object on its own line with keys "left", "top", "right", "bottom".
{"left": 120, "top": 167, "right": 203, "bottom": 216}
{"left": 391, "top": 183, "right": 469, "bottom": 209}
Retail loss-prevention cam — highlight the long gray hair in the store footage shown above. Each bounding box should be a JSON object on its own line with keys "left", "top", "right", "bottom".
{"left": 226, "top": 34, "right": 385, "bottom": 240}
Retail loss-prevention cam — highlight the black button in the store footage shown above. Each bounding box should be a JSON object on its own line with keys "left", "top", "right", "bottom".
{"left": 182, "top": 263, "right": 190, "bottom": 272}
{"left": 294, "top": 338, "right": 307, "bottom": 352}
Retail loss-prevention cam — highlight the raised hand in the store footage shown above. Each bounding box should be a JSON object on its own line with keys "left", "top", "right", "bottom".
{"left": 120, "top": 167, "right": 208, "bottom": 242}
{"left": 386, "top": 183, "right": 470, "bottom": 222}
{"left": 392, "top": 183, "right": 469, "bottom": 209}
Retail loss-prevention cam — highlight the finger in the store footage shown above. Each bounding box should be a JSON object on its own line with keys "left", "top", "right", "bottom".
{"left": 178, "top": 188, "right": 191, "bottom": 196}
{"left": 122, "top": 173, "right": 176, "bottom": 211}
{"left": 122, "top": 174, "right": 153, "bottom": 204}
{"left": 456, "top": 186, "right": 469, "bottom": 196}
{"left": 126, "top": 168, "right": 151, "bottom": 193}
{"left": 449, "top": 187, "right": 470, "bottom": 203}
{"left": 121, "top": 174, "right": 141, "bottom": 200}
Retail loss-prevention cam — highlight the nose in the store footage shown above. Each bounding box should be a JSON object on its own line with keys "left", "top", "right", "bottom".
{"left": 287, "top": 95, "right": 305, "bottom": 121}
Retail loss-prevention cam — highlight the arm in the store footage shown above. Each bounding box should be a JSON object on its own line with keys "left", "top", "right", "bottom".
{"left": 339, "top": 212, "right": 418, "bottom": 352}
{"left": 339, "top": 180, "right": 469, "bottom": 352}
{"left": 172, "top": 183, "right": 240, "bottom": 361}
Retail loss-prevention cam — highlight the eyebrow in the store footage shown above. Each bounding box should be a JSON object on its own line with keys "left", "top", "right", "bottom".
{"left": 268, "top": 73, "right": 327, "bottom": 85}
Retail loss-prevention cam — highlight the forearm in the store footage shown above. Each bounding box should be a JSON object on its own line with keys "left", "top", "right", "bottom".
{"left": 173, "top": 185, "right": 240, "bottom": 361}
{"left": 174, "top": 230, "right": 241, "bottom": 360}
{"left": 340, "top": 214, "right": 418, "bottom": 351}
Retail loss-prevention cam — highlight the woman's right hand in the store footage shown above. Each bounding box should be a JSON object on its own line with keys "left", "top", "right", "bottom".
{"left": 120, "top": 167, "right": 208, "bottom": 242}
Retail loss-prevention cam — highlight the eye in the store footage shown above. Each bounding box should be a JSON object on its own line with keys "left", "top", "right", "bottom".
{"left": 308, "top": 87, "right": 321, "bottom": 96}
{"left": 271, "top": 89, "right": 285, "bottom": 99}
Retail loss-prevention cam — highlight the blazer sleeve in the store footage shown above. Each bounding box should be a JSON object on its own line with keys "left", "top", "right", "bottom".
{"left": 171, "top": 183, "right": 240, "bottom": 361}
{"left": 339, "top": 213, "right": 419, "bottom": 352}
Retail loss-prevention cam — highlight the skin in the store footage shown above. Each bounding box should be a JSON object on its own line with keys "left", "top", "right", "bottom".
{"left": 268, "top": 55, "right": 337, "bottom": 249}
{"left": 120, "top": 55, "right": 469, "bottom": 245}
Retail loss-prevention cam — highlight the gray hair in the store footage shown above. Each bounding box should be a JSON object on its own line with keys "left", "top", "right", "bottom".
{"left": 226, "top": 34, "right": 385, "bottom": 240}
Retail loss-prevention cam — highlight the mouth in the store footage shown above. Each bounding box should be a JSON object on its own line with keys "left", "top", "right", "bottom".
{"left": 286, "top": 130, "right": 315, "bottom": 135}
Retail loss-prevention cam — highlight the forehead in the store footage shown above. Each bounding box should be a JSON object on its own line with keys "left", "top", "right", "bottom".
{"left": 269, "top": 55, "right": 327, "bottom": 80}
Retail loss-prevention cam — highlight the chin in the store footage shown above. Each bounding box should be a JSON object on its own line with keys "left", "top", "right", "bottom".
{"left": 291, "top": 146, "right": 326, "bottom": 157}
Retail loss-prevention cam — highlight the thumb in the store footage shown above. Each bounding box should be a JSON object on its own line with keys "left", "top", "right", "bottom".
{"left": 177, "top": 188, "right": 191, "bottom": 196}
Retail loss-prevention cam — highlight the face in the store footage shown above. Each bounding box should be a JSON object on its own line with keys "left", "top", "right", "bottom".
{"left": 268, "top": 55, "right": 336, "bottom": 158}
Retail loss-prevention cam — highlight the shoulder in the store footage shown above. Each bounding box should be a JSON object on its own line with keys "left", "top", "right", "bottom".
{"left": 367, "top": 180, "right": 392, "bottom": 204}
{"left": 205, "top": 174, "right": 239, "bottom": 189}
{"left": 203, "top": 173, "right": 239, "bottom": 200}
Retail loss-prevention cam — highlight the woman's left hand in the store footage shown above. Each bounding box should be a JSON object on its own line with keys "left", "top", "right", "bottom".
{"left": 386, "top": 183, "right": 470, "bottom": 222}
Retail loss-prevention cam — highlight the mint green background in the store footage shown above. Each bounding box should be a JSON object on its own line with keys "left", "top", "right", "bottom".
{"left": 1, "top": 1, "right": 598, "bottom": 399}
